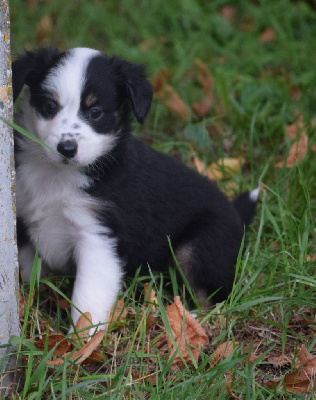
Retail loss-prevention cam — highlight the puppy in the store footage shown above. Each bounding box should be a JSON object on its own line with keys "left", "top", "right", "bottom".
{"left": 12, "top": 47, "right": 258, "bottom": 330}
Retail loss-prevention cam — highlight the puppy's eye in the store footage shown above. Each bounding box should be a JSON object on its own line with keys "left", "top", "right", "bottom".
{"left": 43, "top": 101, "right": 58, "bottom": 117}
{"left": 89, "top": 108, "right": 103, "bottom": 120}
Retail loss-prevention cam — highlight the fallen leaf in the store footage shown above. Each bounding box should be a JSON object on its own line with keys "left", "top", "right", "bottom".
{"left": 240, "top": 16, "right": 255, "bottom": 32}
{"left": 138, "top": 38, "right": 157, "bottom": 51}
{"left": 192, "top": 59, "right": 214, "bottom": 117}
{"left": 165, "top": 296, "right": 208, "bottom": 369}
{"left": 144, "top": 283, "right": 158, "bottom": 310}
{"left": 36, "top": 15, "right": 53, "bottom": 43}
{"left": 152, "top": 71, "right": 190, "bottom": 119}
{"left": 193, "top": 156, "right": 244, "bottom": 182}
{"left": 220, "top": 6, "right": 235, "bottom": 24}
{"left": 33, "top": 334, "right": 71, "bottom": 356}
{"left": 285, "top": 119, "right": 304, "bottom": 139}
{"left": 81, "top": 350, "right": 105, "bottom": 365}
{"left": 71, "top": 312, "right": 93, "bottom": 343}
{"left": 283, "top": 358, "right": 316, "bottom": 393}
{"left": 58, "top": 297, "right": 71, "bottom": 310}
{"left": 132, "top": 371, "right": 157, "bottom": 385}
{"left": 210, "top": 341, "right": 234, "bottom": 366}
{"left": 266, "top": 353, "right": 293, "bottom": 366}
{"left": 193, "top": 157, "right": 217, "bottom": 182}
{"left": 259, "top": 27, "right": 276, "bottom": 43}
{"left": 108, "top": 299, "right": 128, "bottom": 328}
{"left": 164, "top": 87, "right": 191, "bottom": 119}
{"left": 290, "top": 85, "right": 302, "bottom": 101}
{"left": 138, "top": 36, "right": 167, "bottom": 51}
{"left": 194, "top": 59, "right": 213, "bottom": 94}
{"left": 298, "top": 344, "right": 314, "bottom": 366}
{"left": 266, "top": 344, "right": 316, "bottom": 394}
{"left": 19, "top": 291, "right": 35, "bottom": 318}
{"left": 144, "top": 283, "right": 158, "bottom": 332}
{"left": 47, "top": 330, "right": 105, "bottom": 366}
{"left": 192, "top": 96, "right": 213, "bottom": 117}
{"left": 226, "top": 371, "right": 242, "bottom": 400}
{"left": 275, "top": 132, "right": 308, "bottom": 168}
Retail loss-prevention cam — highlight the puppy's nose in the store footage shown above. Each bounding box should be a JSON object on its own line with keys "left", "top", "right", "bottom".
{"left": 57, "top": 139, "right": 78, "bottom": 159}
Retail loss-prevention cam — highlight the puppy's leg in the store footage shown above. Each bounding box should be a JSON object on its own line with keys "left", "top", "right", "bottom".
{"left": 72, "top": 232, "right": 122, "bottom": 333}
{"left": 18, "top": 243, "right": 36, "bottom": 281}
{"left": 175, "top": 221, "right": 242, "bottom": 305}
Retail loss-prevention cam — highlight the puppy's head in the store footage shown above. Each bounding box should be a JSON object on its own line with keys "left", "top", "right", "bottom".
{"left": 13, "top": 47, "right": 153, "bottom": 166}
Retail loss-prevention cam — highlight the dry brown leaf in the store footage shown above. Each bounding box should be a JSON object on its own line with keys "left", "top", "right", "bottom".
{"left": 36, "top": 15, "right": 53, "bottom": 43}
{"left": 226, "top": 371, "right": 242, "bottom": 400}
{"left": 138, "top": 36, "right": 167, "bottom": 51}
{"left": 298, "top": 344, "right": 314, "bottom": 366}
{"left": 193, "top": 156, "right": 244, "bottom": 182}
{"left": 33, "top": 334, "right": 71, "bottom": 356}
{"left": 144, "top": 283, "right": 158, "bottom": 310}
{"left": 220, "top": 6, "right": 235, "bottom": 24}
{"left": 71, "top": 312, "right": 92, "bottom": 343}
{"left": 283, "top": 358, "right": 316, "bottom": 393}
{"left": 138, "top": 38, "right": 157, "bottom": 51}
{"left": 81, "top": 350, "right": 105, "bottom": 365}
{"left": 165, "top": 296, "right": 208, "bottom": 369}
{"left": 152, "top": 71, "right": 190, "bottom": 119}
{"left": 192, "top": 59, "right": 214, "bottom": 117}
{"left": 306, "top": 254, "right": 316, "bottom": 262}
{"left": 58, "top": 297, "right": 71, "bottom": 310}
{"left": 266, "top": 353, "right": 293, "bottom": 366}
{"left": 144, "top": 283, "right": 158, "bottom": 332}
{"left": 19, "top": 292, "right": 35, "bottom": 318}
{"left": 285, "top": 119, "right": 304, "bottom": 139}
{"left": 240, "top": 16, "right": 255, "bottom": 32}
{"left": 132, "top": 371, "right": 157, "bottom": 385}
{"left": 266, "top": 344, "right": 316, "bottom": 394}
{"left": 290, "top": 85, "right": 302, "bottom": 101}
{"left": 275, "top": 132, "right": 308, "bottom": 168}
{"left": 164, "top": 87, "right": 191, "bottom": 119}
{"left": 108, "top": 299, "right": 128, "bottom": 325}
{"left": 194, "top": 59, "right": 213, "bottom": 94}
{"left": 248, "top": 351, "right": 262, "bottom": 364}
{"left": 210, "top": 341, "right": 234, "bottom": 366}
{"left": 47, "top": 330, "right": 105, "bottom": 367}
{"left": 259, "top": 27, "right": 276, "bottom": 43}
{"left": 192, "top": 97, "right": 213, "bottom": 117}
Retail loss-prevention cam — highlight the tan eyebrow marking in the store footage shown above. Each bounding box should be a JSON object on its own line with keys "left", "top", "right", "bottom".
{"left": 85, "top": 93, "right": 98, "bottom": 107}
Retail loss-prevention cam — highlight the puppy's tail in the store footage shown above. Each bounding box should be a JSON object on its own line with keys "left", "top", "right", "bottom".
{"left": 233, "top": 187, "right": 260, "bottom": 227}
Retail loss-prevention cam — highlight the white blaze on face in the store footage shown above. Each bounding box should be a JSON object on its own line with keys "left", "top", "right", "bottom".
{"left": 30, "top": 47, "right": 117, "bottom": 166}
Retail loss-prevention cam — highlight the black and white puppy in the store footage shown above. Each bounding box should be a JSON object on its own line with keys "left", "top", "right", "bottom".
{"left": 12, "top": 47, "right": 258, "bottom": 330}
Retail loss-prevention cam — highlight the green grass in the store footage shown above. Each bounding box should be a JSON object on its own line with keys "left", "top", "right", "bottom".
{"left": 2, "top": 0, "right": 316, "bottom": 398}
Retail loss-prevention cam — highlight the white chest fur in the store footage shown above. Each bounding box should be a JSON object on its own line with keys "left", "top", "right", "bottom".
{"left": 16, "top": 143, "right": 100, "bottom": 270}
{"left": 16, "top": 140, "right": 123, "bottom": 330}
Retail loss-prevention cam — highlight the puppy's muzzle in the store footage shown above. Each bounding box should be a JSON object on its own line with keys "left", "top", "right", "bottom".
{"left": 57, "top": 139, "right": 78, "bottom": 159}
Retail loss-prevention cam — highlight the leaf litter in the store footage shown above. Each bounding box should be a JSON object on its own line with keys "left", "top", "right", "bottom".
{"left": 26, "top": 282, "right": 315, "bottom": 396}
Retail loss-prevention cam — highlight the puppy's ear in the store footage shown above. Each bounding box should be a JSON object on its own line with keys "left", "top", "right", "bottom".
{"left": 12, "top": 47, "right": 61, "bottom": 102}
{"left": 114, "top": 58, "right": 153, "bottom": 124}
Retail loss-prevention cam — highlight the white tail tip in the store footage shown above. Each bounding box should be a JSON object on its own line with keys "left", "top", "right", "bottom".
{"left": 249, "top": 187, "right": 260, "bottom": 202}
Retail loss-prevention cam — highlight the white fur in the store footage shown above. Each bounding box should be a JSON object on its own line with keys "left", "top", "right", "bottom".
{"left": 16, "top": 48, "right": 123, "bottom": 331}
{"left": 16, "top": 146, "right": 123, "bottom": 330}
{"left": 249, "top": 187, "right": 260, "bottom": 202}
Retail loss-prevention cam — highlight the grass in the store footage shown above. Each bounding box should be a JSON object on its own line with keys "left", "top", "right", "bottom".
{"left": 2, "top": 0, "right": 316, "bottom": 398}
